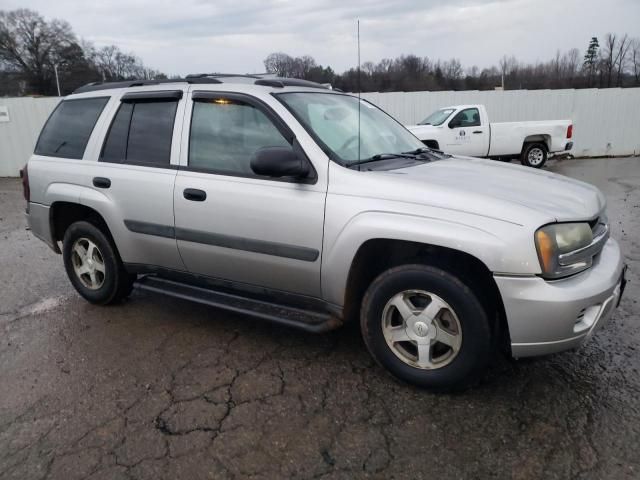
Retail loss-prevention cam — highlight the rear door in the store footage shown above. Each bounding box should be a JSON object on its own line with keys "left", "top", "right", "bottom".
{"left": 173, "top": 90, "right": 327, "bottom": 297}
{"left": 443, "top": 107, "right": 489, "bottom": 156}
{"left": 81, "top": 88, "right": 186, "bottom": 271}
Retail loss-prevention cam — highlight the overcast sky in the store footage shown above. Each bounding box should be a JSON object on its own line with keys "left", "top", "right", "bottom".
{"left": 5, "top": 0, "right": 640, "bottom": 76}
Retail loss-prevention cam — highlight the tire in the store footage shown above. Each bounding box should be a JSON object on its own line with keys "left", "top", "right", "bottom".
{"left": 360, "top": 264, "right": 492, "bottom": 391}
{"left": 520, "top": 143, "right": 547, "bottom": 168}
{"left": 62, "top": 221, "right": 136, "bottom": 305}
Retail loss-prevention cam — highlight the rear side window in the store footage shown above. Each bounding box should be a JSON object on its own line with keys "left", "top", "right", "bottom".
{"left": 35, "top": 97, "right": 109, "bottom": 159}
{"left": 101, "top": 99, "right": 178, "bottom": 166}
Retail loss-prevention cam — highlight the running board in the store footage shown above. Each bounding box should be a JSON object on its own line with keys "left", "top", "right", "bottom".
{"left": 134, "top": 275, "right": 341, "bottom": 333}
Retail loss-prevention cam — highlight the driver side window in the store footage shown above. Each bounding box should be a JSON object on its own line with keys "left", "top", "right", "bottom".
{"left": 189, "top": 97, "right": 290, "bottom": 175}
{"left": 450, "top": 108, "right": 481, "bottom": 128}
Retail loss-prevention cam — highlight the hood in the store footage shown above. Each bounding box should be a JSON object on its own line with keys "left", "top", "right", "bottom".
{"left": 343, "top": 156, "right": 605, "bottom": 226}
{"left": 406, "top": 124, "right": 440, "bottom": 138}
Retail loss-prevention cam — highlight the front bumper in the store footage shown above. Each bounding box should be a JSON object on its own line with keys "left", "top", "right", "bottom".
{"left": 495, "top": 238, "right": 625, "bottom": 357}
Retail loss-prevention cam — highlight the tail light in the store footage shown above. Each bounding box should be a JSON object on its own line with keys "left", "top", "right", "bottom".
{"left": 566, "top": 124, "right": 573, "bottom": 139}
{"left": 20, "top": 164, "right": 30, "bottom": 203}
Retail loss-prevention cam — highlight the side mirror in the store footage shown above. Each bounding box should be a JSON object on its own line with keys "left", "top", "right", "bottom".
{"left": 448, "top": 118, "right": 461, "bottom": 129}
{"left": 250, "top": 146, "right": 310, "bottom": 179}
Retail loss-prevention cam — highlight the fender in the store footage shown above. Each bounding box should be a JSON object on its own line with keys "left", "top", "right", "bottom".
{"left": 44, "top": 182, "right": 125, "bottom": 257}
{"left": 321, "top": 210, "right": 539, "bottom": 306}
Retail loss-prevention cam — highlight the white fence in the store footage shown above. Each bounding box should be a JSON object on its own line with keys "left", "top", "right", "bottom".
{"left": 361, "top": 87, "right": 640, "bottom": 158}
{"left": 1, "top": 87, "right": 639, "bottom": 176}
{"left": 0, "top": 96, "right": 60, "bottom": 177}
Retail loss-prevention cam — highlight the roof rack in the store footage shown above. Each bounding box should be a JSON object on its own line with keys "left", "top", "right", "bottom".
{"left": 185, "top": 73, "right": 261, "bottom": 79}
{"left": 73, "top": 77, "right": 222, "bottom": 94}
{"left": 73, "top": 74, "right": 330, "bottom": 94}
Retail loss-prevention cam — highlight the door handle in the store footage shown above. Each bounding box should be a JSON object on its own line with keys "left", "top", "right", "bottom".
{"left": 472, "top": 131, "right": 483, "bottom": 134}
{"left": 93, "top": 177, "right": 111, "bottom": 188}
{"left": 183, "top": 188, "right": 207, "bottom": 202}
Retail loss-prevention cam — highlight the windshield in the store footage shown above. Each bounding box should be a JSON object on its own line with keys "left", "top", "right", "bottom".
{"left": 419, "top": 108, "right": 455, "bottom": 126}
{"left": 277, "top": 92, "right": 425, "bottom": 165}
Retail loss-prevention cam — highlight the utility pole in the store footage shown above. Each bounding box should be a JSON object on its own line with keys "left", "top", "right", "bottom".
{"left": 54, "top": 63, "right": 61, "bottom": 96}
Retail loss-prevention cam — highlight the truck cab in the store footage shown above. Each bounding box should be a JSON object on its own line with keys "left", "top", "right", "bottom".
{"left": 409, "top": 105, "right": 491, "bottom": 157}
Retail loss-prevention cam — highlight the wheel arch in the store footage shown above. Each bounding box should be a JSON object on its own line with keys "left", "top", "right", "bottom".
{"left": 522, "top": 135, "right": 550, "bottom": 152}
{"left": 50, "top": 201, "right": 118, "bottom": 250}
{"left": 342, "top": 238, "right": 511, "bottom": 350}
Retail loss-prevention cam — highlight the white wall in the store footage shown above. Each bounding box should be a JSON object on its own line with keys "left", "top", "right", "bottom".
{"left": 1, "top": 88, "right": 639, "bottom": 176}
{"left": 361, "top": 87, "right": 640, "bottom": 158}
{"left": 0, "top": 97, "right": 61, "bottom": 177}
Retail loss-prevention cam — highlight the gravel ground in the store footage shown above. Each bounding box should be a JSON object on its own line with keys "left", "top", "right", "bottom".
{"left": 0, "top": 157, "right": 638, "bottom": 479}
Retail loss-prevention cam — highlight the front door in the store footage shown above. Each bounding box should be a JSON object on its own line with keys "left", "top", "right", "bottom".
{"left": 443, "top": 107, "right": 489, "bottom": 156}
{"left": 173, "top": 91, "right": 326, "bottom": 297}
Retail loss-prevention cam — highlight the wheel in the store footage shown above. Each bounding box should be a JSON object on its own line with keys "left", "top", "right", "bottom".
{"left": 62, "top": 221, "right": 136, "bottom": 305}
{"left": 520, "top": 143, "right": 547, "bottom": 168}
{"left": 360, "top": 265, "right": 492, "bottom": 391}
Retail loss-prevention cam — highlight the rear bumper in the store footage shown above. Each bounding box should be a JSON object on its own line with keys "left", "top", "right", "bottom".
{"left": 564, "top": 141, "right": 574, "bottom": 151}
{"left": 495, "top": 238, "right": 625, "bottom": 357}
{"left": 26, "top": 202, "right": 59, "bottom": 253}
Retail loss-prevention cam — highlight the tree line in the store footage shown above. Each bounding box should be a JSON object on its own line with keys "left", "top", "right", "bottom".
{"left": 0, "top": 9, "right": 164, "bottom": 96}
{"left": 264, "top": 34, "right": 640, "bottom": 92}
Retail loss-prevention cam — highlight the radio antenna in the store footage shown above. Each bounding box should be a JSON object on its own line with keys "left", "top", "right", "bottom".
{"left": 357, "top": 19, "right": 361, "bottom": 164}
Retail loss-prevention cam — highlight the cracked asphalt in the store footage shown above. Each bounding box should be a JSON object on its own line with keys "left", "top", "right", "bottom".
{"left": 1, "top": 157, "right": 639, "bottom": 479}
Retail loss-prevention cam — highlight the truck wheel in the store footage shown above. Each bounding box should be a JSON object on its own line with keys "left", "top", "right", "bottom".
{"left": 521, "top": 143, "right": 547, "bottom": 168}
{"left": 360, "top": 265, "right": 492, "bottom": 391}
{"left": 62, "top": 221, "right": 136, "bottom": 305}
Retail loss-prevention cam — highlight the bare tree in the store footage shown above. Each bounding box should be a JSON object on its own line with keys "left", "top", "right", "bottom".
{"left": 632, "top": 38, "right": 640, "bottom": 85}
{"left": 264, "top": 52, "right": 294, "bottom": 77}
{"left": 601, "top": 33, "right": 618, "bottom": 87}
{"left": 565, "top": 48, "right": 580, "bottom": 82}
{"left": 0, "top": 9, "right": 77, "bottom": 94}
{"left": 614, "top": 34, "right": 631, "bottom": 86}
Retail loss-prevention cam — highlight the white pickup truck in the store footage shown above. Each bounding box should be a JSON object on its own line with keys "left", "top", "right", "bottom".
{"left": 406, "top": 104, "right": 573, "bottom": 168}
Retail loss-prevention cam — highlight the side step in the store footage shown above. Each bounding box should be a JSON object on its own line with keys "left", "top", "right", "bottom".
{"left": 134, "top": 275, "right": 341, "bottom": 333}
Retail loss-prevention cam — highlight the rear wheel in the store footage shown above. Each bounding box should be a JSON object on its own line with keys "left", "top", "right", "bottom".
{"left": 62, "top": 221, "right": 136, "bottom": 305}
{"left": 360, "top": 265, "right": 492, "bottom": 391}
{"left": 520, "top": 143, "right": 547, "bottom": 168}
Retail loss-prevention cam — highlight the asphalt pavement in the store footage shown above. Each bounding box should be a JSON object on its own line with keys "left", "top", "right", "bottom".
{"left": 1, "top": 157, "right": 638, "bottom": 479}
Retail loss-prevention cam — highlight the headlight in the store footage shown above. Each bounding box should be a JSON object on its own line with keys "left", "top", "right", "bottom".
{"left": 535, "top": 223, "right": 593, "bottom": 279}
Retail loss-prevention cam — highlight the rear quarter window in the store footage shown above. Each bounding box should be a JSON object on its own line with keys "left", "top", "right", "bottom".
{"left": 35, "top": 97, "right": 109, "bottom": 159}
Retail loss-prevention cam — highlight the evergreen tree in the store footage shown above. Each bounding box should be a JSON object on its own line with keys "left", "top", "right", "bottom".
{"left": 583, "top": 37, "right": 599, "bottom": 86}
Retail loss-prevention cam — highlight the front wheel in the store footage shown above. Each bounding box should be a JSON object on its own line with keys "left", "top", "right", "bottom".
{"left": 360, "top": 265, "right": 492, "bottom": 391}
{"left": 520, "top": 143, "right": 547, "bottom": 168}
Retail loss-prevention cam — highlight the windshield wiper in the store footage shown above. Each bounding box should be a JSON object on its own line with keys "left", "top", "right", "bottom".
{"left": 347, "top": 152, "right": 418, "bottom": 169}
{"left": 403, "top": 147, "right": 451, "bottom": 157}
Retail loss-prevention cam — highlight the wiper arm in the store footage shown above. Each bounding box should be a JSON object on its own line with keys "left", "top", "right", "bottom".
{"left": 403, "top": 147, "right": 451, "bottom": 157}
{"left": 347, "top": 152, "right": 418, "bottom": 169}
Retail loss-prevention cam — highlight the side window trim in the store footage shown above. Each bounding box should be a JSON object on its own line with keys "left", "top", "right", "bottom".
{"left": 184, "top": 91, "right": 316, "bottom": 184}
{"left": 122, "top": 90, "right": 183, "bottom": 102}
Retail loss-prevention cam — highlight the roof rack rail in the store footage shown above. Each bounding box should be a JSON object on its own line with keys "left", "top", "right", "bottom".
{"left": 72, "top": 74, "right": 332, "bottom": 94}
{"left": 73, "top": 77, "right": 222, "bottom": 94}
{"left": 254, "top": 78, "right": 329, "bottom": 89}
{"left": 185, "top": 73, "right": 261, "bottom": 79}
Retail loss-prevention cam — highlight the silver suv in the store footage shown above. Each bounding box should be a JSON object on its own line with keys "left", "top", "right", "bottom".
{"left": 23, "top": 75, "right": 626, "bottom": 390}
